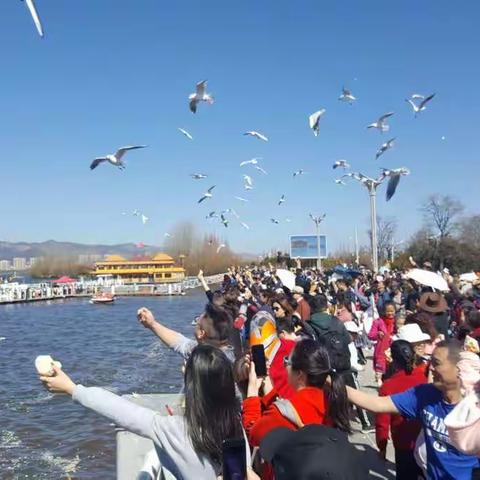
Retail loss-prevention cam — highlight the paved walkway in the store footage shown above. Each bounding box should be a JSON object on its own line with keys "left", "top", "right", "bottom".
{"left": 349, "top": 354, "right": 396, "bottom": 479}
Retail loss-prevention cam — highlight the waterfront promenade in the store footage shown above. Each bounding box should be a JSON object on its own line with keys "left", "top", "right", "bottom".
{"left": 0, "top": 274, "right": 224, "bottom": 305}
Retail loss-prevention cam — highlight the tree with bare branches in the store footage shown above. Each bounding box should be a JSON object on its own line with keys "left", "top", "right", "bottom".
{"left": 421, "top": 195, "right": 464, "bottom": 239}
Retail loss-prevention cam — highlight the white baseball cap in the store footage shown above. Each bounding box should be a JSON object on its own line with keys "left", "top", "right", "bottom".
{"left": 393, "top": 324, "right": 431, "bottom": 344}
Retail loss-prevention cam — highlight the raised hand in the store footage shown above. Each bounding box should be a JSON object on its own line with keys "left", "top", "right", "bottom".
{"left": 137, "top": 307, "right": 156, "bottom": 329}
{"left": 39, "top": 364, "right": 76, "bottom": 396}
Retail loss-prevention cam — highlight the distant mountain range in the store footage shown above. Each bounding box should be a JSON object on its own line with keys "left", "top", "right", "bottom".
{"left": 0, "top": 240, "right": 163, "bottom": 261}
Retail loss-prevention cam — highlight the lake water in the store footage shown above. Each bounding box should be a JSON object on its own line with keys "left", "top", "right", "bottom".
{"left": 0, "top": 291, "right": 207, "bottom": 479}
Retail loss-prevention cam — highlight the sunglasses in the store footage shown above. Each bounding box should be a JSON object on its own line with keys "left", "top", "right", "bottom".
{"left": 283, "top": 356, "right": 292, "bottom": 367}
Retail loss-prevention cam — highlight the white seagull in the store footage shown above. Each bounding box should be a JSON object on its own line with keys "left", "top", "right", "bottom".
{"left": 90, "top": 145, "right": 147, "bottom": 171}
{"left": 189, "top": 80, "right": 214, "bottom": 114}
{"left": 216, "top": 244, "right": 226, "bottom": 254}
{"left": 367, "top": 112, "right": 394, "bottom": 133}
{"left": 23, "top": 0, "right": 44, "bottom": 37}
{"left": 335, "top": 179, "right": 346, "bottom": 186}
{"left": 309, "top": 109, "right": 326, "bottom": 137}
{"left": 198, "top": 185, "right": 216, "bottom": 203}
{"left": 241, "top": 222, "right": 250, "bottom": 230}
{"left": 293, "top": 169, "right": 306, "bottom": 177}
{"left": 239, "top": 158, "right": 260, "bottom": 167}
{"left": 270, "top": 218, "right": 280, "bottom": 224}
{"left": 243, "top": 175, "right": 253, "bottom": 188}
{"left": 178, "top": 128, "right": 193, "bottom": 140}
{"left": 332, "top": 160, "right": 350, "bottom": 170}
{"left": 254, "top": 165, "right": 268, "bottom": 175}
{"left": 376, "top": 138, "right": 396, "bottom": 160}
{"left": 164, "top": 232, "right": 171, "bottom": 238}
{"left": 234, "top": 196, "right": 249, "bottom": 202}
{"left": 278, "top": 194, "right": 286, "bottom": 206}
{"left": 141, "top": 214, "right": 149, "bottom": 225}
{"left": 244, "top": 131, "right": 268, "bottom": 142}
{"left": 190, "top": 173, "right": 208, "bottom": 179}
{"left": 338, "top": 87, "right": 356, "bottom": 104}
{"left": 220, "top": 214, "right": 229, "bottom": 228}
{"left": 405, "top": 93, "right": 436, "bottom": 116}
{"left": 381, "top": 168, "right": 410, "bottom": 201}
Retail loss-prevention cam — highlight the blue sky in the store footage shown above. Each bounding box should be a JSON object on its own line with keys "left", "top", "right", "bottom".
{"left": 1, "top": 0, "right": 479, "bottom": 255}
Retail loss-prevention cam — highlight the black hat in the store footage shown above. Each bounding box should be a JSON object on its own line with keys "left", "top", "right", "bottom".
{"left": 260, "top": 425, "right": 368, "bottom": 480}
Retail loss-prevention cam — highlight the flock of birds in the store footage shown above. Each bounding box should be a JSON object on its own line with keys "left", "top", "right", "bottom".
{"left": 20, "top": 3, "right": 437, "bottom": 251}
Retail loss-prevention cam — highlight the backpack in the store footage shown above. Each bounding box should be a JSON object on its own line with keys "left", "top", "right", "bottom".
{"left": 309, "top": 319, "right": 351, "bottom": 373}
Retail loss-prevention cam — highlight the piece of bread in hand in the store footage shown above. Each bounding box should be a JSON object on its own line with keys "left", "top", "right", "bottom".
{"left": 35, "top": 355, "right": 62, "bottom": 376}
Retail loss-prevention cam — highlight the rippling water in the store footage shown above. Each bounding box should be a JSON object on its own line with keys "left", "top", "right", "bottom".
{"left": 0, "top": 292, "right": 206, "bottom": 479}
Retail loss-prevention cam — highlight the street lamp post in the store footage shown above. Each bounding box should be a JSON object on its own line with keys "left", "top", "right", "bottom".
{"left": 309, "top": 213, "right": 326, "bottom": 271}
{"left": 346, "top": 172, "right": 386, "bottom": 273}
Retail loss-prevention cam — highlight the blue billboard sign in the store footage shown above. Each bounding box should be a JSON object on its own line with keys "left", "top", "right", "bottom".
{"left": 290, "top": 235, "right": 327, "bottom": 259}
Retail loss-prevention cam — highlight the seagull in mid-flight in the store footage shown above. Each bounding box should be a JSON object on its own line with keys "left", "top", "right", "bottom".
{"left": 178, "top": 128, "right": 193, "bottom": 140}
{"left": 90, "top": 145, "right": 147, "bottom": 170}
{"left": 367, "top": 112, "right": 394, "bottom": 133}
{"left": 335, "top": 179, "right": 347, "bottom": 186}
{"left": 189, "top": 80, "right": 214, "bottom": 113}
{"left": 220, "top": 214, "right": 229, "bottom": 228}
{"left": 376, "top": 138, "right": 396, "bottom": 160}
{"left": 190, "top": 173, "right": 208, "bottom": 180}
{"left": 254, "top": 165, "right": 268, "bottom": 175}
{"left": 240, "top": 158, "right": 260, "bottom": 167}
{"left": 333, "top": 160, "right": 350, "bottom": 170}
{"left": 278, "top": 194, "right": 286, "bottom": 206}
{"left": 234, "top": 196, "right": 249, "bottom": 202}
{"left": 244, "top": 131, "right": 268, "bottom": 142}
{"left": 206, "top": 211, "right": 218, "bottom": 219}
{"left": 240, "top": 222, "right": 250, "bottom": 230}
{"left": 141, "top": 214, "right": 149, "bottom": 225}
{"left": 198, "top": 185, "right": 216, "bottom": 203}
{"left": 405, "top": 93, "right": 436, "bottom": 116}
{"left": 23, "top": 0, "right": 44, "bottom": 37}
{"left": 309, "top": 109, "right": 326, "bottom": 137}
{"left": 270, "top": 218, "right": 280, "bottom": 224}
{"left": 381, "top": 168, "right": 410, "bottom": 201}
{"left": 243, "top": 175, "right": 253, "bottom": 189}
{"left": 293, "top": 169, "right": 306, "bottom": 177}
{"left": 338, "top": 87, "right": 356, "bottom": 104}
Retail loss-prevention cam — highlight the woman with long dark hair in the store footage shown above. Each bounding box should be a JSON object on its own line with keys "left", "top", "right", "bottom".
{"left": 243, "top": 339, "right": 351, "bottom": 478}
{"left": 39, "top": 344, "right": 246, "bottom": 479}
{"left": 375, "top": 340, "right": 427, "bottom": 480}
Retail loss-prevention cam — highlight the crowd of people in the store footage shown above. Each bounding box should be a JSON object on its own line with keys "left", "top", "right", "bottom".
{"left": 39, "top": 260, "right": 480, "bottom": 480}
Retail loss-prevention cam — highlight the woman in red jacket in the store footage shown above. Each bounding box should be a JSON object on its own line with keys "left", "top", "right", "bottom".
{"left": 375, "top": 339, "right": 427, "bottom": 480}
{"left": 242, "top": 339, "right": 351, "bottom": 479}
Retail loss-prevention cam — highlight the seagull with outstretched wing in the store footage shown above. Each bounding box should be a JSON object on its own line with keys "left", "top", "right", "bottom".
{"left": 405, "top": 93, "right": 436, "bottom": 116}
{"left": 198, "top": 185, "right": 216, "bottom": 203}
{"left": 278, "top": 194, "right": 286, "bottom": 206}
{"left": 333, "top": 160, "right": 350, "bottom": 170}
{"left": 190, "top": 173, "right": 208, "bottom": 179}
{"left": 338, "top": 87, "right": 356, "bottom": 104}
{"left": 254, "top": 165, "right": 268, "bottom": 175}
{"left": 367, "top": 112, "right": 394, "bottom": 133}
{"left": 244, "top": 131, "right": 268, "bottom": 142}
{"left": 382, "top": 168, "right": 410, "bottom": 201}
{"left": 376, "top": 138, "right": 396, "bottom": 160}
{"left": 309, "top": 109, "right": 326, "bottom": 137}
{"left": 90, "top": 145, "right": 147, "bottom": 170}
{"left": 178, "top": 128, "right": 193, "bottom": 140}
{"left": 189, "top": 80, "right": 214, "bottom": 113}
{"left": 23, "top": 0, "right": 44, "bottom": 37}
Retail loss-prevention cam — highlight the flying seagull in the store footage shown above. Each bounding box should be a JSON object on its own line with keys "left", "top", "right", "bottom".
{"left": 206, "top": 211, "right": 218, "bottom": 219}
{"left": 278, "top": 194, "right": 286, "bottom": 206}
{"left": 234, "top": 196, "right": 249, "bottom": 202}
{"left": 216, "top": 244, "right": 226, "bottom": 254}
{"left": 23, "top": 0, "right": 44, "bottom": 37}
{"left": 405, "top": 93, "right": 436, "bottom": 116}
{"left": 338, "top": 87, "right": 356, "bottom": 104}
{"left": 270, "top": 218, "right": 280, "bottom": 224}
{"left": 198, "top": 185, "right": 216, "bottom": 203}
{"left": 90, "top": 145, "right": 147, "bottom": 170}
{"left": 189, "top": 80, "right": 214, "bottom": 113}
{"left": 220, "top": 214, "right": 229, "bottom": 228}
{"left": 367, "top": 112, "right": 394, "bottom": 133}
{"left": 190, "top": 173, "right": 208, "bottom": 179}
{"left": 254, "top": 165, "right": 268, "bottom": 175}
{"left": 335, "top": 179, "right": 346, "bottom": 186}
{"left": 333, "top": 160, "right": 350, "bottom": 170}
{"left": 309, "top": 109, "right": 326, "bottom": 137}
{"left": 381, "top": 168, "right": 410, "bottom": 201}
{"left": 243, "top": 175, "right": 253, "bottom": 188}
{"left": 164, "top": 232, "right": 171, "bottom": 238}
{"left": 376, "top": 138, "right": 396, "bottom": 160}
{"left": 141, "top": 214, "right": 149, "bottom": 225}
{"left": 240, "top": 158, "right": 260, "bottom": 167}
{"left": 244, "top": 131, "right": 268, "bottom": 142}
{"left": 410, "top": 94, "right": 425, "bottom": 100}
{"left": 293, "top": 169, "right": 306, "bottom": 177}
{"left": 240, "top": 222, "right": 250, "bottom": 230}
{"left": 178, "top": 128, "right": 193, "bottom": 140}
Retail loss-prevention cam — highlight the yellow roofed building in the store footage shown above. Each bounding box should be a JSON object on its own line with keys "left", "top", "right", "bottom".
{"left": 93, "top": 253, "right": 185, "bottom": 284}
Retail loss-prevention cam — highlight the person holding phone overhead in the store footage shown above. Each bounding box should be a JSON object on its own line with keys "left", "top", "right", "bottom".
{"left": 242, "top": 339, "right": 351, "bottom": 480}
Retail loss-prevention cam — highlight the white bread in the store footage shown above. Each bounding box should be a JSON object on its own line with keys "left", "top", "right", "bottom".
{"left": 35, "top": 355, "right": 62, "bottom": 376}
